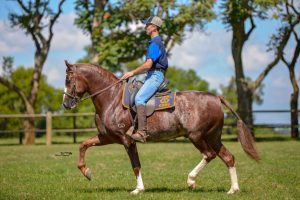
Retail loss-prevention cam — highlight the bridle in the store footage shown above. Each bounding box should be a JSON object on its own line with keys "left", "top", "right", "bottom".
{"left": 63, "top": 65, "right": 122, "bottom": 105}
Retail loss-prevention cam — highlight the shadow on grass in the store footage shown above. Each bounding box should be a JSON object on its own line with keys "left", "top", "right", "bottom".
{"left": 146, "top": 187, "right": 227, "bottom": 193}
{"left": 0, "top": 143, "right": 22, "bottom": 146}
{"left": 255, "top": 136, "right": 296, "bottom": 142}
{"left": 78, "top": 186, "right": 227, "bottom": 193}
{"left": 222, "top": 136, "right": 297, "bottom": 142}
{"left": 0, "top": 141, "right": 78, "bottom": 146}
{"left": 52, "top": 141, "right": 77, "bottom": 145}
{"left": 78, "top": 187, "right": 130, "bottom": 193}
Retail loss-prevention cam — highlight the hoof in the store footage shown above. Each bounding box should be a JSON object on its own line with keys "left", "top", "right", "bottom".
{"left": 130, "top": 188, "right": 144, "bottom": 195}
{"left": 188, "top": 183, "right": 196, "bottom": 190}
{"left": 187, "top": 177, "right": 196, "bottom": 190}
{"left": 130, "top": 131, "right": 147, "bottom": 143}
{"left": 227, "top": 187, "right": 239, "bottom": 194}
{"left": 84, "top": 168, "right": 92, "bottom": 181}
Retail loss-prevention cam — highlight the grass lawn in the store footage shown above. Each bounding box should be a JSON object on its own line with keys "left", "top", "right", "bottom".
{"left": 0, "top": 138, "right": 299, "bottom": 200}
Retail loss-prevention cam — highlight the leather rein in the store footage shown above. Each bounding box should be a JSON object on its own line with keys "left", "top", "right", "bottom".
{"left": 63, "top": 65, "right": 123, "bottom": 104}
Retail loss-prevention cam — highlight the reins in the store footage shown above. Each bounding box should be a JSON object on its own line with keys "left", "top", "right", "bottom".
{"left": 80, "top": 79, "right": 123, "bottom": 102}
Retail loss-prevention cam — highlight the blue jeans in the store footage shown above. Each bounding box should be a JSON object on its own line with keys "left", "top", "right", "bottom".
{"left": 135, "top": 70, "right": 164, "bottom": 105}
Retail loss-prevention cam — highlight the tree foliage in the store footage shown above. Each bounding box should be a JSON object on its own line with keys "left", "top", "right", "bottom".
{"left": 0, "top": 67, "right": 62, "bottom": 114}
{"left": 166, "top": 67, "right": 210, "bottom": 92}
{"left": 74, "top": 0, "right": 216, "bottom": 71}
{"left": 0, "top": 66, "right": 63, "bottom": 136}
{"left": 2, "top": 57, "right": 14, "bottom": 79}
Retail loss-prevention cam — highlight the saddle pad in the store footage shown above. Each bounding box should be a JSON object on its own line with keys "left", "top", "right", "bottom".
{"left": 122, "top": 83, "right": 176, "bottom": 111}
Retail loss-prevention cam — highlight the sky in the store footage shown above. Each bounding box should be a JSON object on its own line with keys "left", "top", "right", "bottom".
{"left": 0, "top": 1, "right": 299, "bottom": 124}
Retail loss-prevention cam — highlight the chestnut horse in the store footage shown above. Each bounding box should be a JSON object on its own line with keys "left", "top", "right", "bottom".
{"left": 62, "top": 61, "right": 259, "bottom": 194}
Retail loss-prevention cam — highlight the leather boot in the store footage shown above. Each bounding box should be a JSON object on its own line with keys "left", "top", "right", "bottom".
{"left": 131, "top": 105, "right": 147, "bottom": 143}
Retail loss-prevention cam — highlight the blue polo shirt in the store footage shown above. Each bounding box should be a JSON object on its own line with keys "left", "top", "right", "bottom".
{"left": 146, "top": 36, "right": 168, "bottom": 70}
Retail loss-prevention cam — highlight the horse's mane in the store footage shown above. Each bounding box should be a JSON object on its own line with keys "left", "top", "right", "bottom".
{"left": 77, "top": 63, "right": 119, "bottom": 82}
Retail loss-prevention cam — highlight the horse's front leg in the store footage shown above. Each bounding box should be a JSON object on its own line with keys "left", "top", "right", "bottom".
{"left": 78, "top": 135, "right": 112, "bottom": 180}
{"left": 124, "top": 142, "right": 144, "bottom": 194}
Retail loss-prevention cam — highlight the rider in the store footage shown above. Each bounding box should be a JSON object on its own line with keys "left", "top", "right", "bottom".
{"left": 121, "top": 16, "right": 168, "bottom": 142}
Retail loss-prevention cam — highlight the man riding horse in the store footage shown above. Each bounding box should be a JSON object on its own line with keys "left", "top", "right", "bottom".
{"left": 121, "top": 16, "right": 168, "bottom": 143}
{"left": 62, "top": 15, "right": 260, "bottom": 195}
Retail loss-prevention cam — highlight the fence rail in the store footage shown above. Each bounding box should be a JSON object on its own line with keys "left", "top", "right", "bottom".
{"left": 0, "top": 110, "right": 299, "bottom": 145}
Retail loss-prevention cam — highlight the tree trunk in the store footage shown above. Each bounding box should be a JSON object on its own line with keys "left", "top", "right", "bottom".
{"left": 29, "top": 53, "right": 47, "bottom": 106}
{"left": 24, "top": 103, "right": 35, "bottom": 145}
{"left": 23, "top": 50, "right": 48, "bottom": 144}
{"left": 281, "top": 21, "right": 300, "bottom": 138}
{"left": 231, "top": 24, "right": 254, "bottom": 133}
{"left": 91, "top": 0, "right": 107, "bottom": 64}
{"left": 288, "top": 67, "right": 299, "bottom": 138}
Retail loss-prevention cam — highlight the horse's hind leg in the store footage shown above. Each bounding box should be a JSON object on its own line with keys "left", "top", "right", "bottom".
{"left": 187, "top": 131, "right": 217, "bottom": 190}
{"left": 78, "top": 134, "right": 112, "bottom": 180}
{"left": 124, "top": 142, "right": 144, "bottom": 195}
{"left": 213, "top": 144, "right": 239, "bottom": 194}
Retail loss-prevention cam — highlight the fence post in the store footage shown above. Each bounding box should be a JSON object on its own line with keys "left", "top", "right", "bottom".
{"left": 46, "top": 112, "right": 52, "bottom": 146}
{"left": 73, "top": 114, "right": 77, "bottom": 143}
{"left": 19, "top": 131, "right": 23, "bottom": 145}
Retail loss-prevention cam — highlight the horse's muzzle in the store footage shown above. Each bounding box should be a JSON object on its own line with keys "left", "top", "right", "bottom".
{"left": 62, "top": 99, "right": 77, "bottom": 109}
{"left": 63, "top": 101, "right": 71, "bottom": 109}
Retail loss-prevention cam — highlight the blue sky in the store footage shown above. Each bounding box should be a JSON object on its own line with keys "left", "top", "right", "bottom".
{"left": 0, "top": 1, "right": 299, "bottom": 124}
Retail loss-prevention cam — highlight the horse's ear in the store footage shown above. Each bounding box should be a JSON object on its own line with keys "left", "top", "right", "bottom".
{"left": 64, "top": 60, "right": 73, "bottom": 69}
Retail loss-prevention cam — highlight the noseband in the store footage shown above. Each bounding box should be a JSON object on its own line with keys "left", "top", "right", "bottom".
{"left": 64, "top": 65, "right": 122, "bottom": 104}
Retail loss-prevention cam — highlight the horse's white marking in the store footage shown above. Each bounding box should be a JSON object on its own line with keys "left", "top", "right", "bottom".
{"left": 227, "top": 166, "right": 239, "bottom": 194}
{"left": 187, "top": 156, "right": 208, "bottom": 188}
{"left": 63, "top": 87, "right": 67, "bottom": 101}
{"left": 131, "top": 169, "right": 144, "bottom": 195}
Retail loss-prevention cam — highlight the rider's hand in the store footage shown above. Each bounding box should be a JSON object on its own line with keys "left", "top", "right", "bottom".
{"left": 120, "top": 71, "right": 134, "bottom": 80}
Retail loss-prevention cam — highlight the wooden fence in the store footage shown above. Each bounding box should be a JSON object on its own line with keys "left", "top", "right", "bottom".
{"left": 0, "top": 110, "right": 299, "bottom": 145}
{"left": 0, "top": 112, "right": 96, "bottom": 145}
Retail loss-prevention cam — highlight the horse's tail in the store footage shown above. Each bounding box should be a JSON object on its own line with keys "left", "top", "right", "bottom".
{"left": 219, "top": 96, "right": 260, "bottom": 161}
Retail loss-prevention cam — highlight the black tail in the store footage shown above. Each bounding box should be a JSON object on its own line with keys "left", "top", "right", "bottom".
{"left": 219, "top": 96, "right": 260, "bottom": 161}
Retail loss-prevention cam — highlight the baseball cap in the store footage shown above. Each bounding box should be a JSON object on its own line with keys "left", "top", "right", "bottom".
{"left": 142, "top": 16, "right": 163, "bottom": 27}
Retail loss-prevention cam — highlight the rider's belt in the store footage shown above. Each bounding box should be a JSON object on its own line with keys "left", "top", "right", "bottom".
{"left": 150, "top": 68, "right": 166, "bottom": 74}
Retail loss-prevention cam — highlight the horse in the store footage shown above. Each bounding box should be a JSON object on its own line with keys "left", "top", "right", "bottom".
{"left": 62, "top": 60, "right": 260, "bottom": 195}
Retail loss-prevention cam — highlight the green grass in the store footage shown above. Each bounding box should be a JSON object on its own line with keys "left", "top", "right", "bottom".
{"left": 0, "top": 140, "right": 299, "bottom": 200}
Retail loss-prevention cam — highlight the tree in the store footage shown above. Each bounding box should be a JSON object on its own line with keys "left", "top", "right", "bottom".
{"left": 220, "top": 77, "right": 264, "bottom": 134}
{"left": 74, "top": 0, "right": 110, "bottom": 64}
{"left": 75, "top": 0, "right": 216, "bottom": 71}
{"left": 269, "top": 0, "right": 299, "bottom": 138}
{"left": 220, "top": 0, "right": 292, "bottom": 134}
{"left": 0, "top": 65, "right": 62, "bottom": 138}
{"left": 165, "top": 67, "right": 211, "bottom": 92}
{"left": 0, "top": 0, "right": 66, "bottom": 144}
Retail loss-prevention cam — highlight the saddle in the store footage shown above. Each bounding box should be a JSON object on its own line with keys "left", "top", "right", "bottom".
{"left": 122, "top": 78, "right": 176, "bottom": 116}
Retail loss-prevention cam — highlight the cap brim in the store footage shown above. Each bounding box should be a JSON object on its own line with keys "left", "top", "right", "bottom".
{"left": 141, "top": 19, "right": 147, "bottom": 24}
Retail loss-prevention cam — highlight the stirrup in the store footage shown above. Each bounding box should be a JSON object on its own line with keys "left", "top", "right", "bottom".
{"left": 130, "top": 131, "right": 147, "bottom": 143}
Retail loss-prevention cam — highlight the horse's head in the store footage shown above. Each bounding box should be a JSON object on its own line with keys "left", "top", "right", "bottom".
{"left": 62, "top": 60, "right": 87, "bottom": 109}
